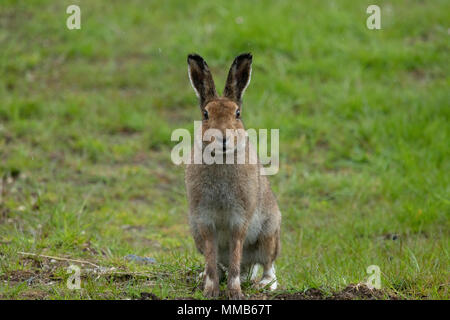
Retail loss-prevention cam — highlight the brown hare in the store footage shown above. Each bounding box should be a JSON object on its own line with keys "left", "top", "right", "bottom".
{"left": 185, "top": 53, "right": 281, "bottom": 299}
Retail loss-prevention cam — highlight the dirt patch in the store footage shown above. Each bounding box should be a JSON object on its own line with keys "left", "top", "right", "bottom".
{"left": 140, "top": 292, "right": 160, "bottom": 300}
{"left": 261, "top": 284, "right": 398, "bottom": 300}
{"left": 18, "top": 289, "right": 48, "bottom": 300}
{"left": 0, "top": 268, "right": 61, "bottom": 286}
{"left": 330, "top": 284, "right": 398, "bottom": 300}
{"left": 139, "top": 292, "right": 201, "bottom": 300}
{"left": 252, "top": 288, "right": 325, "bottom": 300}
{"left": 140, "top": 284, "right": 399, "bottom": 300}
{"left": 1, "top": 270, "right": 37, "bottom": 283}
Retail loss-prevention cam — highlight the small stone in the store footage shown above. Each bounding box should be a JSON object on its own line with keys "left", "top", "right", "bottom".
{"left": 26, "top": 276, "right": 36, "bottom": 285}
{"left": 125, "top": 254, "right": 156, "bottom": 265}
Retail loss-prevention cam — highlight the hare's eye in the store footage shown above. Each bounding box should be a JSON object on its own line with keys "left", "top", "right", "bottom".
{"left": 203, "top": 110, "right": 208, "bottom": 120}
{"left": 236, "top": 109, "right": 241, "bottom": 118}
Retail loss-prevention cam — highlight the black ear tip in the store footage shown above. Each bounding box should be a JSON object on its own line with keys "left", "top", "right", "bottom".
{"left": 187, "top": 53, "right": 200, "bottom": 60}
{"left": 234, "top": 53, "right": 252, "bottom": 64}
{"left": 187, "top": 53, "right": 206, "bottom": 65}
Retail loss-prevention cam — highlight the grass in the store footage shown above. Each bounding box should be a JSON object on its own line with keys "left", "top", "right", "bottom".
{"left": 0, "top": 0, "right": 449, "bottom": 299}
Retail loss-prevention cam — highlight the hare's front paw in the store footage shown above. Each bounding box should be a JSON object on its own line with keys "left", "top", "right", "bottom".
{"left": 227, "top": 276, "right": 244, "bottom": 299}
{"left": 227, "top": 288, "right": 244, "bottom": 300}
{"left": 203, "top": 276, "right": 219, "bottom": 298}
{"left": 203, "top": 286, "right": 219, "bottom": 298}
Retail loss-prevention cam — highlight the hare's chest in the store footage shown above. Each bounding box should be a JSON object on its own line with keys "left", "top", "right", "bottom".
{"left": 200, "top": 179, "right": 240, "bottom": 211}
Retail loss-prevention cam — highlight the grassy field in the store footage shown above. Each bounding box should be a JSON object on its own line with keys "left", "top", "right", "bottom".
{"left": 0, "top": 0, "right": 449, "bottom": 300}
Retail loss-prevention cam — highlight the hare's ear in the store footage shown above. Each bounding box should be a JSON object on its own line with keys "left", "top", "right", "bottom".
{"left": 187, "top": 54, "right": 217, "bottom": 108}
{"left": 223, "top": 53, "right": 252, "bottom": 105}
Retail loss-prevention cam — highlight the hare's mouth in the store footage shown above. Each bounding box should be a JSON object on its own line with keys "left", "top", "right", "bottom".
{"left": 206, "top": 142, "right": 236, "bottom": 155}
{"left": 215, "top": 145, "right": 237, "bottom": 155}
{"left": 194, "top": 129, "right": 247, "bottom": 158}
{"left": 212, "top": 137, "right": 247, "bottom": 156}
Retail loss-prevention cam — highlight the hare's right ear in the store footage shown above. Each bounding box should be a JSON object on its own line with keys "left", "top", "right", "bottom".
{"left": 187, "top": 54, "right": 217, "bottom": 109}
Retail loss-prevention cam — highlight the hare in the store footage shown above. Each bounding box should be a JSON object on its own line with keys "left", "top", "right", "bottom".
{"left": 185, "top": 53, "right": 281, "bottom": 299}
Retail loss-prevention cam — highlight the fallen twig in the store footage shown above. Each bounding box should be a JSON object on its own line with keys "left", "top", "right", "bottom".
{"left": 17, "top": 251, "right": 171, "bottom": 279}
{"left": 17, "top": 251, "right": 100, "bottom": 268}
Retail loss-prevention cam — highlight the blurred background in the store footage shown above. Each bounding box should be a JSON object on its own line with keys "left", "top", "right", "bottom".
{"left": 0, "top": 0, "right": 448, "bottom": 299}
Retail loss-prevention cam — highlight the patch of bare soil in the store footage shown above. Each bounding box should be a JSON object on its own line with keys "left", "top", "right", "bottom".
{"left": 140, "top": 292, "right": 161, "bottom": 300}
{"left": 17, "top": 289, "right": 48, "bottom": 300}
{"left": 251, "top": 288, "right": 324, "bottom": 300}
{"left": 332, "top": 284, "right": 398, "bottom": 300}
{"left": 253, "top": 284, "right": 399, "bottom": 300}
{"left": 140, "top": 284, "right": 399, "bottom": 300}
{"left": 0, "top": 266, "right": 61, "bottom": 286}
{"left": 1, "top": 270, "right": 37, "bottom": 283}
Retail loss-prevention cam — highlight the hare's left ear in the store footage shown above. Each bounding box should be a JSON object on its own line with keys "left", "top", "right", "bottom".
{"left": 223, "top": 53, "right": 252, "bottom": 105}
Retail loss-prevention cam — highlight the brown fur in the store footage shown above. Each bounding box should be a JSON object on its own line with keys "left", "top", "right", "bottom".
{"left": 185, "top": 53, "right": 281, "bottom": 299}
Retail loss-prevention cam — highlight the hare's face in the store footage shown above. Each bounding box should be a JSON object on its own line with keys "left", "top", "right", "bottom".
{"left": 202, "top": 98, "right": 246, "bottom": 153}
{"left": 188, "top": 53, "right": 252, "bottom": 153}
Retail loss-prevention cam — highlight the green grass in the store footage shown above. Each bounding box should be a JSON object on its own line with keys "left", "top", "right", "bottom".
{"left": 0, "top": 0, "right": 449, "bottom": 299}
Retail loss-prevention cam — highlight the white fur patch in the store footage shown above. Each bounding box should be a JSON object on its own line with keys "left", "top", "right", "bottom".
{"left": 188, "top": 65, "right": 200, "bottom": 98}
{"left": 205, "top": 275, "right": 215, "bottom": 291}
{"left": 230, "top": 276, "right": 240, "bottom": 289}
{"left": 259, "top": 278, "right": 277, "bottom": 290}
{"left": 240, "top": 65, "right": 252, "bottom": 98}
{"left": 244, "top": 210, "right": 263, "bottom": 244}
{"left": 259, "top": 263, "right": 277, "bottom": 291}
{"left": 250, "top": 264, "right": 260, "bottom": 281}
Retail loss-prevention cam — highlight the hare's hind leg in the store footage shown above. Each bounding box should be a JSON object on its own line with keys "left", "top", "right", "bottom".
{"left": 255, "top": 230, "right": 280, "bottom": 291}
{"left": 258, "top": 262, "right": 277, "bottom": 290}
{"left": 238, "top": 263, "right": 260, "bottom": 283}
{"left": 250, "top": 264, "right": 261, "bottom": 281}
